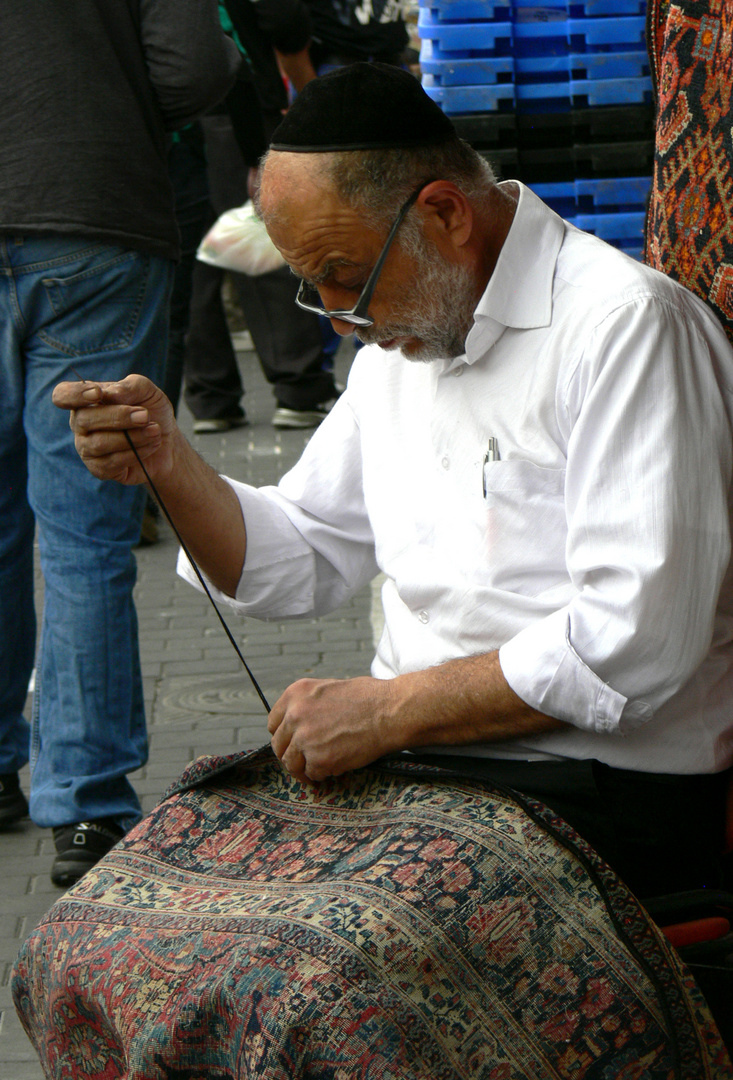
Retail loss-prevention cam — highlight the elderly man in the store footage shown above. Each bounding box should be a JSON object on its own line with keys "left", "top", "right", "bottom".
{"left": 54, "top": 63, "right": 733, "bottom": 900}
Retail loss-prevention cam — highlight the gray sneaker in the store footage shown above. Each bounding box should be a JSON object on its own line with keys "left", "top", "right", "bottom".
{"left": 193, "top": 415, "right": 248, "bottom": 434}
{"left": 271, "top": 400, "right": 336, "bottom": 430}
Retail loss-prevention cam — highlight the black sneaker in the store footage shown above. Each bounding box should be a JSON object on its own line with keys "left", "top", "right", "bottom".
{"left": 0, "top": 773, "right": 29, "bottom": 827}
{"left": 51, "top": 817, "right": 126, "bottom": 888}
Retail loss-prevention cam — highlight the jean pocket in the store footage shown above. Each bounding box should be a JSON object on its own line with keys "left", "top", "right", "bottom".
{"left": 40, "top": 248, "right": 150, "bottom": 357}
{"left": 483, "top": 459, "right": 567, "bottom": 595}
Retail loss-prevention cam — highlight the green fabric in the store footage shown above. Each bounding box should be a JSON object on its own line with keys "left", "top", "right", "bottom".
{"left": 219, "top": 1, "right": 249, "bottom": 61}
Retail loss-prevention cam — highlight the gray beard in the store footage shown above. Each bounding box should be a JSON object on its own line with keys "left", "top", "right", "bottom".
{"left": 356, "top": 256, "right": 478, "bottom": 363}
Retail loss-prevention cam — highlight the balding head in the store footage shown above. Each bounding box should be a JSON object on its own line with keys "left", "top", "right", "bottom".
{"left": 254, "top": 126, "right": 517, "bottom": 363}
{"left": 257, "top": 151, "right": 331, "bottom": 230}
{"left": 258, "top": 141, "right": 496, "bottom": 236}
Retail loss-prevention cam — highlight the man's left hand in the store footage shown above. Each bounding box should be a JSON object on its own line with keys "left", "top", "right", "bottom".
{"left": 267, "top": 676, "right": 400, "bottom": 783}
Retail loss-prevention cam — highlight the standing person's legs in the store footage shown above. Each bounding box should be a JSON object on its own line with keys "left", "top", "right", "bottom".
{"left": 9, "top": 235, "right": 172, "bottom": 883}
{"left": 190, "top": 113, "right": 338, "bottom": 428}
{"left": 183, "top": 255, "right": 247, "bottom": 429}
{"left": 233, "top": 265, "right": 340, "bottom": 425}
{"left": 0, "top": 240, "right": 34, "bottom": 826}
{"left": 182, "top": 113, "right": 248, "bottom": 430}
{"left": 164, "top": 125, "right": 211, "bottom": 415}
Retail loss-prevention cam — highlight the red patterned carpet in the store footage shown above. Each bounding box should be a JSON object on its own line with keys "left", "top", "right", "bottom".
{"left": 12, "top": 748, "right": 732, "bottom": 1078}
{"left": 645, "top": 0, "right": 733, "bottom": 344}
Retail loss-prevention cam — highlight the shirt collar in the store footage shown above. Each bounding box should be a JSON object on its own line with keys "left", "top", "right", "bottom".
{"left": 457, "top": 182, "right": 565, "bottom": 368}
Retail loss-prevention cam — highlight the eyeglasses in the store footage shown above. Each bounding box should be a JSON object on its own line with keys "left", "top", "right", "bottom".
{"left": 294, "top": 184, "right": 428, "bottom": 328}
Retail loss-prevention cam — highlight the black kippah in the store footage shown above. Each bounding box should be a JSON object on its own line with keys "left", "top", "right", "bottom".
{"left": 270, "top": 62, "right": 457, "bottom": 152}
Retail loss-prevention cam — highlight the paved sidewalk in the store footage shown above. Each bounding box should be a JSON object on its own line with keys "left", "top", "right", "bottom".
{"left": 0, "top": 342, "right": 375, "bottom": 1078}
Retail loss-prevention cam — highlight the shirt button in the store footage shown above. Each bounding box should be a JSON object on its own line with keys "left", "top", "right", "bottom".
{"left": 441, "top": 456, "right": 450, "bottom": 469}
{"left": 453, "top": 366, "right": 464, "bottom": 376}
{"left": 418, "top": 610, "right": 429, "bottom": 624}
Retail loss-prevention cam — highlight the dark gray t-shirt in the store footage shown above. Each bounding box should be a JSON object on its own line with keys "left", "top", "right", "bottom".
{"left": 0, "top": 0, "right": 240, "bottom": 260}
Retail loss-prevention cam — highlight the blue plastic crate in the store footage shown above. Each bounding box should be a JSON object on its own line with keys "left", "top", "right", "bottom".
{"left": 531, "top": 176, "right": 651, "bottom": 213}
{"left": 513, "top": 2, "right": 569, "bottom": 22}
{"left": 418, "top": 0, "right": 511, "bottom": 19}
{"left": 572, "top": 211, "right": 646, "bottom": 257}
{"left": 513, "top": 15, "right": 647, "bottom": 54}
{"left": 423, "top": 79, "right": 516, "bottom": 112}
{"left": 513, "top": 0, "right": 647, "bottom": 16}
{"left": 572, "top": 77, "right": 652, "bottom": 106}
{"left": 569, "top": 0, "right": 646, "bottom": 13}
{"left": 575, "top": 175, "right": 651, "bottom": 207}
{"left": 514, "top": 49, "right": 649, "bottom": 80}
{"left": 528, "top": 185, "right": 647, "bottom": 256}
{"left": 528, "top": 180, "right": 578, "bottom": 215}
{"left": 421, "top": 51, "right": 515, "bottom": 85}
{"left": 573, "top": 210, "right": 646, "bottom": 235}
{"left": 418, "top": 11, "right": 514, "bottom": 54}
{"left": 515, "top": 75, "right": 651, "bottom": 108}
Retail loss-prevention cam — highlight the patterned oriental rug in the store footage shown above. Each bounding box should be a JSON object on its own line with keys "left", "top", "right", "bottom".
{"left": 644, "top": 0, "right": 733, "bottom": 344}
{"left": 12, "top": 746, "right": 732, "bottom": 1078}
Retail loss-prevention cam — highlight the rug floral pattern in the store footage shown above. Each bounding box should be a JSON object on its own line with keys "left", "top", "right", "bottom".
{"left": 645, "top": 0, "right": 733, "bottom": 344}
{"left": 12, "top": 748, "right": 732, "bottom": 1078}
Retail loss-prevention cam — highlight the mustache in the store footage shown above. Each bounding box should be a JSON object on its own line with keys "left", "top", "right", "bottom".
{"left": 355, "top": 323, "right": 416, "bottom": 346}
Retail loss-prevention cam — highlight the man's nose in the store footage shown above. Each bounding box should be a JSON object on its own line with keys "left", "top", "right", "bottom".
{"left": 316, "top": 283, "right": 359, "bottom": 337}
{"left": 329, "top": 316, "right": 356, "bottom": 337}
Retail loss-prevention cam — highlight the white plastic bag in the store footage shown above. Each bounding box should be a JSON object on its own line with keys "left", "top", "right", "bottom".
{"left": 196, "top": 201, "right": 286, "bottom": 276}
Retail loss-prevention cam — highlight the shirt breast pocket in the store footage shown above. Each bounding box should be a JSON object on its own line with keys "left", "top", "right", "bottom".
{"left": 482, "top": 459, "right": 568, "bottom": 595}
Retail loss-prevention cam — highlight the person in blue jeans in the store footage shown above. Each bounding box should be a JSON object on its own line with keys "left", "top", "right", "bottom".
{"left": 0, "top": 0, "right": 239, "bottom": 886}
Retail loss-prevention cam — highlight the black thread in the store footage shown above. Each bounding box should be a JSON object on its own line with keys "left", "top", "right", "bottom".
{"left": 123, "top": 430, "right": 271, "bottom": 713}
{"left": 69, "top": 370, "right": 270, "bottom": 713}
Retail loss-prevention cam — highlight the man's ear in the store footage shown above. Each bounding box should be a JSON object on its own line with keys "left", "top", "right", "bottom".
{"left": 416, "top": 180, "right": 473, "bottom": 257}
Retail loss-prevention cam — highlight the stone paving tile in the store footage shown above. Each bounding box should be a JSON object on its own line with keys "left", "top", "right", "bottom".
{"left": 0, "top": 341, "right": 372, "bottom": 1076}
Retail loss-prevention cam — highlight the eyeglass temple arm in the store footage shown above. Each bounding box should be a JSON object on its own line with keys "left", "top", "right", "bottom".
{"left": 350, "top": 186, "right": 425, "bottom": 320}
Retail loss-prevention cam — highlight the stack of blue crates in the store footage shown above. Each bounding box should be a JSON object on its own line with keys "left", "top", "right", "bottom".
{"left": 528, "top": 176, "right": 651, "bottom": 258}
{"left": 418, "top": 0, "right": 653, "bottom": 258}
{"left": 420, "top": 0, "right": 515, "bottom": 114}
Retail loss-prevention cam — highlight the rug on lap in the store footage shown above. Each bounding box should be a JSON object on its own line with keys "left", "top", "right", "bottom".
{"left": 12, "top": 746, "right": 732, "bottom": 1078}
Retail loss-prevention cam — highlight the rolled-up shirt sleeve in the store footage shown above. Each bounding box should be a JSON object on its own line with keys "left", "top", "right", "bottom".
{"left": 500, "top": 290, "right": 733, "bottom": 736}
{"left": 178, "top": 395, "right": 380, "bottom": 618}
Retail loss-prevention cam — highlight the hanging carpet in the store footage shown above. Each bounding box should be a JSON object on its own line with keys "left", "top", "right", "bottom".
{"left": 644, "top": 0, "right": 733, "bottom": 345}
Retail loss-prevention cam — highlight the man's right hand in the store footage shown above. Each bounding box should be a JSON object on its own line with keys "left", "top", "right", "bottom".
{"left": 52, "top": 374, "right": 179, "bottom": 487}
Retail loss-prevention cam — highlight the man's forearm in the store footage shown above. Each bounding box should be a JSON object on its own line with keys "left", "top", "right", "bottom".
{"left": 387, "top": 651, "right": 565, "bottom": 751}
{"left": 53, "top": 373, "right": 247, "bottom": 595}
{"left": 275, "top": 46, "right": 317, "bottom": 92}
{"left": 153, "top": 428, "right": 247, "bottom": 597}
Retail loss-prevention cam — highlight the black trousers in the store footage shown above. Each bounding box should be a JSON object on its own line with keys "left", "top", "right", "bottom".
{"left": 183, "top": 114, "right": 337, "bottom": 417}
{"left": 408, "top": 753, "right": 730, "bottom": 900}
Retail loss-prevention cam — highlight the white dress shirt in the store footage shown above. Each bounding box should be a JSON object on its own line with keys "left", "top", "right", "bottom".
{"left": 180, "top": 183, "right": 733, "bottom": 773}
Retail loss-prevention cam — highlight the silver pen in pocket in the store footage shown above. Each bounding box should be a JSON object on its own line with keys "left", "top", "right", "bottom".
{"left": 482, "top": 437, "right": 500, "bottom": 497}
